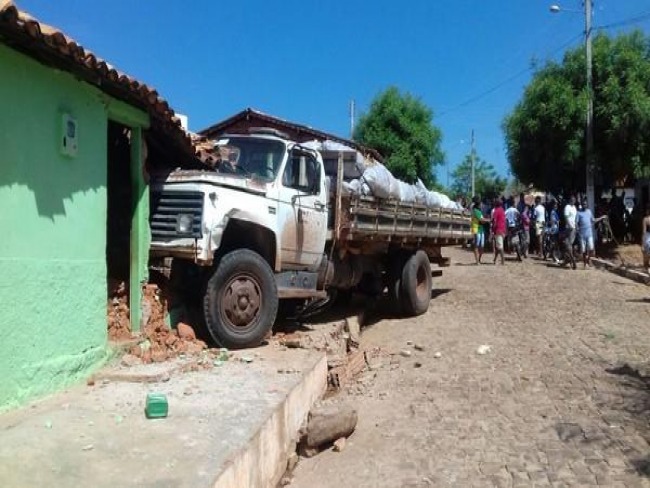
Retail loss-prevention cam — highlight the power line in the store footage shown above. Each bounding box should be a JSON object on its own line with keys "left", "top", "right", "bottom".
{"left": 597, "top": 10, "right": 650, "bottom": 31}
{"left": 436, "top": 7, "right": 650, "bottom": 119}
{"left": 438, "top": 33, "right": 582, "bottom": 118}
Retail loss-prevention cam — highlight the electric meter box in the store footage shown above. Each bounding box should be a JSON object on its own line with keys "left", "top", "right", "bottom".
{"left": 60, "top": 113, "right": 78, "bottom": 157}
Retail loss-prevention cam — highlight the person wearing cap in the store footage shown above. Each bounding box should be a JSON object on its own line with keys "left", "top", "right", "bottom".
{"left": 575, "top": 199, "right": 606, "bottom": 269}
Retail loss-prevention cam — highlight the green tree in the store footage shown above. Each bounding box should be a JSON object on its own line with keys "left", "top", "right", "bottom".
{"left": 353, "top": 87, "right": 444, "bottom": 187}
{"left": 450, "top": 154, "right": 507, "bottom": 200}
{"left": 503, "top": 30, "right": 650, "bottom": 193}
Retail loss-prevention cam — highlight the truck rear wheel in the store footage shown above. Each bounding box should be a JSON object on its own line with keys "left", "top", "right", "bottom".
{"left": 387, "top": 254, "right": 407, "bottom": 314}
{"left": 401, "top": 251, "right": 432, "bottom": 316}
{"left": 203, "top": 249, "right": 278, "bottom": 349}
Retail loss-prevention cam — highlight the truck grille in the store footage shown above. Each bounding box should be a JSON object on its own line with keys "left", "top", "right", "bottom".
{"left": 150, "top": 190, "right": 203, "bottom": 239}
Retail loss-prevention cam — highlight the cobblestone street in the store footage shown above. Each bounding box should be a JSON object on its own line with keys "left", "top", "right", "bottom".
{"left": 292, "top": 247, "right": 650, "bottom": 488}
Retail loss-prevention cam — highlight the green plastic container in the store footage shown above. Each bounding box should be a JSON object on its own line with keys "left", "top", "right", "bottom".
{"left": 145, "top": 393, "right": 168, "bottom": 419}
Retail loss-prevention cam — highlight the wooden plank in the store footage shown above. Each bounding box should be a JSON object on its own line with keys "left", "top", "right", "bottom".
{"left": 328, "top": 350, "right": 367, "bottom": 389}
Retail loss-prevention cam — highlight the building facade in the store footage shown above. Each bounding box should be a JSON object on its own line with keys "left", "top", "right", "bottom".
{"left": 0, "top": 2, "right": 193, "bottom": 410}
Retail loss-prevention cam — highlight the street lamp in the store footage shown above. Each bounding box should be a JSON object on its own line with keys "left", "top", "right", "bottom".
{"left": 550, "top": 1, "right": 595, "bottom": 211}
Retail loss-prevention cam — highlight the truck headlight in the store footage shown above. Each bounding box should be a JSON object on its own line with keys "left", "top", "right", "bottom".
{"left": 176, "top": 214, "right": 194, "bottom": 234}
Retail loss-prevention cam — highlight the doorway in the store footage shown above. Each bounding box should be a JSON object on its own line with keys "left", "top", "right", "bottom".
{"left": 106, "top": 120, "right": 133, "bottom": 338}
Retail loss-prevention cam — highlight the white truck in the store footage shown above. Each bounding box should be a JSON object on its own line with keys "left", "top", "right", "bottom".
{"left": 149, "top": 129, "right": 471, "bottom": 348}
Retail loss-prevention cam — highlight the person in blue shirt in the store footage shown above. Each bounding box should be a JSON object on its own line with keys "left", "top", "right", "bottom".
{"left": 576, "top": 199, "right": 606, "bottom": 269}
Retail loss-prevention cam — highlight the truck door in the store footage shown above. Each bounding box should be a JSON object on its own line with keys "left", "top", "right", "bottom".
{"left": 278, "top": 148, "right": 327, "bottom": 270}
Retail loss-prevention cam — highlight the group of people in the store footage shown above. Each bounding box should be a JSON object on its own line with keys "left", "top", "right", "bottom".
{"left": 469, "top": 193, "right": 650, "bottom": 271}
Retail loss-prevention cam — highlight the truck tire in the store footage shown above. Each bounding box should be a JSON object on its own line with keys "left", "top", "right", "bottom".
{"left": 203, "top": 249, "right": 278, "bottom": 349}
{"left": 386, "top": 254, "right": 407, "bottom": 314}
{"left": 401, "top": 250, "right": 432, "bottom": 316}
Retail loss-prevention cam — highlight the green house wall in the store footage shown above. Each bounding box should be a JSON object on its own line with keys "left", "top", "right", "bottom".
{"left": 0, "top": 43, "right": 149, "bottom": 410}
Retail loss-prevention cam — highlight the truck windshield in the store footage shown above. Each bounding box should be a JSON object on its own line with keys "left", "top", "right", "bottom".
{"left": 213, "top": 137, "right": 285, "bottom": 182}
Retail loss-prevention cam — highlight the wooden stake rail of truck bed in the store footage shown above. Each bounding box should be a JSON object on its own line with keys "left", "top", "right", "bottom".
{"left": 338, "top": 195, "right": 471, "bottom": 243}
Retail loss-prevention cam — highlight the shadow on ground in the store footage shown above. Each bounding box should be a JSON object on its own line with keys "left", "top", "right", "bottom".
{"left": 598, "top": 363, "right": 650, "bottom": 476}
{"left": 546, "top": 362, "right": 650, "bottom": 478}
{"left": 276, "top": 288, "right": 454, "bottom": 335}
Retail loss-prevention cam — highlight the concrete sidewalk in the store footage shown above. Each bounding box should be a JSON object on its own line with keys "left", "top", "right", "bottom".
{"left": 0, "top": 348, "right": 327, "bottom": 488}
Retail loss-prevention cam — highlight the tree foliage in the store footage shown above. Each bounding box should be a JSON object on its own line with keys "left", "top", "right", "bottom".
{"left": 353, "top": 87, "right": 445, "bottom": 187}
{"left": 450, "top": 154, "right": 507, "bottom": 200}
{"left": 503, "top": 30, "right": 650, "bottom": 193}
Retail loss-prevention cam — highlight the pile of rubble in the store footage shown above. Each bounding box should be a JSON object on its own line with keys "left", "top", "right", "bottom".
{"left": 129, "top": 284, "right": 208, "bottom": 364}
{"left": 107, "top": 280, "right": 132, "bottom": 341}
{"left": 107, "top": 281, "right": 208, "bottom": 364}
{"left": 273, "top": 316, "right": 367, "bottom": 389}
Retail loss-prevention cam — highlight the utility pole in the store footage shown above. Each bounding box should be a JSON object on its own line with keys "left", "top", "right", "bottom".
{"left": 470, "top": 129, "right": 476, "bottom": 198}
{"left": 550, "top": 1, "right": 595, "bottom": 209}
{"left": 584, "top": 0, "right": 595, "bottom": 211}
{"left": 349, "top": 99, "right": 355, "bottom": 138}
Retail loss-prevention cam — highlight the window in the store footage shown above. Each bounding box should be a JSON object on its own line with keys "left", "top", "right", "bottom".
{"left": 282, "top": 150, "right": 320, "bottom": 193}
{"left": 213, "top": 137, "right": 285, "bottom": 181}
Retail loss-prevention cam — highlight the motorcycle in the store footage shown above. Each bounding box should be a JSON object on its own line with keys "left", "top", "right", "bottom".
{"left": 543, "top": 227, "right": 576, "bottom": 269}
{"left": 507, "top": 225, "right": 527, "bottom": 261}
{"left": 542, "top": 229, "right": 562, "bottom": 263}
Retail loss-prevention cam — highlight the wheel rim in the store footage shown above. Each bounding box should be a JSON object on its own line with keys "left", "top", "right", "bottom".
{"left": 219, "top": 273, "right": 262, "bottom": 331}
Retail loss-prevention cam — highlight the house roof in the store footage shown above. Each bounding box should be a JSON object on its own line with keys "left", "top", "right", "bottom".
{"left": 200, "top": 108, "right": 384, "bottom": 162}
{"left": 0, "top": 0, "right": 197, "bottom": 162}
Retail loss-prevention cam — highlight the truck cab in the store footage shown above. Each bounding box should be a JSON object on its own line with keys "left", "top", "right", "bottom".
{"left": 151, "top": 131, "right": 328, "bottom": 269}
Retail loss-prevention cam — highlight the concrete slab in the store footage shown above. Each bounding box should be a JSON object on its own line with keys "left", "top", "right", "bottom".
{"left": 0, "top": 348, "right": 327, "bottom": 488}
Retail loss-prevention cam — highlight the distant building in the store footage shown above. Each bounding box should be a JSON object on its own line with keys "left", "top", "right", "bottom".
{"left": 201, "top": 108, "right": 383, "bottom": 181}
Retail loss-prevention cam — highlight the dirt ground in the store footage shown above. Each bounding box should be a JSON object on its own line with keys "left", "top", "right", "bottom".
{"left": 291, "top": 246, "right": 650, "bottom": 488}
{"left": 598, "top": 243, "right": 645, "bottom": 270}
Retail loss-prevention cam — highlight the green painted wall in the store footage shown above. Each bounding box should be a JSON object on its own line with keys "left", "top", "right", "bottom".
{"left": 0, "top": 43, "right": 148, "bottom": 410}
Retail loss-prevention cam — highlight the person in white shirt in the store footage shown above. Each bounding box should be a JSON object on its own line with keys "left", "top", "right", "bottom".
{"left": 534, "top": 197, "right": 546, "bottom": 257}
{"left": 563, "top": 196, "right": 578, "bottom": 268}
{"left": 504, "top": 200, "right": 520, "bottom": 228}
{"left": 504, "top": 200, "right": 520, "bottom": 254}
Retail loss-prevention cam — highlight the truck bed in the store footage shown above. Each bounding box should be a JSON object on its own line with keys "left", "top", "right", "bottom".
{"left": 326, "top": 156, "right": 471, "bottom": 259}
{"left": 337, "top": 195, "right": 471, "bottom": 244}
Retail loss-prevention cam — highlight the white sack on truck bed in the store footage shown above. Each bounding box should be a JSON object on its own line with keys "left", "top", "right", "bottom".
{"left": 360, "top": 163, "right": 400, "bottom": 200}
{"left": 341, "top": 179, "right": 361, "bottom": 196}
{"left": 414, "top": 179, "right": 429, "bottom": 205}
{"left": 356, "top": 163, "right": 461, "bottom": 210}
{"left": 398, "top": 180, "right": 417, "bottom": 203}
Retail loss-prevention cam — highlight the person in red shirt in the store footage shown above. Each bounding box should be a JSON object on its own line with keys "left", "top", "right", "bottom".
{"left": 491, "top": 198, "right": 507, "bottom": 265}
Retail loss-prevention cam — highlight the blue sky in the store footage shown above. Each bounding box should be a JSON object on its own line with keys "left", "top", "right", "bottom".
{"left": 19, "top": 0, "right": 650, "bottom": 184}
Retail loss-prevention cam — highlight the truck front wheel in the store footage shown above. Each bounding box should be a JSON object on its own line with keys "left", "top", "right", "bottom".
{"left": 203, "top": 249, "right": 279, "bottom": 349}
{"left": 401, "top": 250, "right": 432, "bottom": 316}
